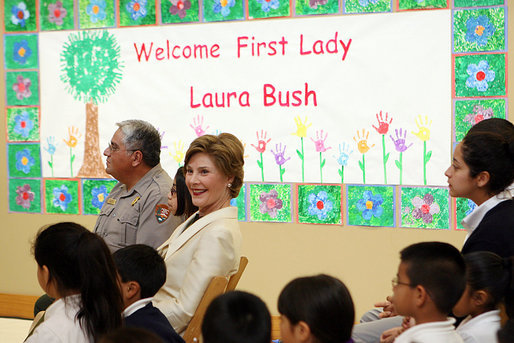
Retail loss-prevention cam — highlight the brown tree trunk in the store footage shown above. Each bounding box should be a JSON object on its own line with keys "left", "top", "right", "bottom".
{"left": 77, "top": 101, "right": 110, "bottom": 178}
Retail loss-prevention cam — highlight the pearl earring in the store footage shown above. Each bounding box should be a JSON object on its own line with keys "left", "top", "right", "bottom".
{"left": 227, "top": 183, "right": 232, "bottom": 188}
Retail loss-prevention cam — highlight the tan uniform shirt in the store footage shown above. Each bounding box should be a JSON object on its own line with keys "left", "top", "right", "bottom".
{"left": 94, "top": 164, "right": 182, "bottom": 252}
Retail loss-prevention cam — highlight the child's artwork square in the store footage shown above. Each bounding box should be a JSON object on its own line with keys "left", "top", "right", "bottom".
{"left": 295, "top": 0, "right": 339, "bottom": 15}
{"left": 6, "top": 71, "right": 39, "bottom": 106}
{"left": 7, "top": 107, "right": 40, "bottom": 142}
{"left": 82, "top": 179, "right": 118, "bottom": 215}
{"left": 455, "top": 197, "right": 475, "bottom": 230}
{"left": 249, "top": 183, "right": 292, "bottom": 222}
{"left": 120, "top": 0, "right": 156, "bottom": 26}
{"left": 454, "top": 98, "right": 506, "bottom": 142}
{"left": 297, "top": 184, "right": 342, "bottom": 225}
{"left": 161, "top": 0, "right": 199, "bottom": 23}
{"left": 344, "top": 0, "right": 392, "bottom": 14}
{"left": 347, "top": 185, "right": 395, "bottom": 227}
{"left": 4, "top": 34, "right": 38, "bottom": 69}
{"left": 248, "top": 0, "right": 290, "bottom": 19}
{"left": 454, "top": 0, "right": 504, "bottom": 7}
{"left": 78, "top": 0, "right": 115, "bottom": 29}
{"left": 9, "top": 178, "right": 42, "bottom": 213}
{"left": 8, "top": 143, "right": 41, "bottom": 178}
{"left": 4, "top": 0, "right": 37, "bottom": 32}
{"left": 400, "top": 187, "right": 450, "bottom": 229}
{"left": 454, "top": 54, "right": 506, "bottom": 98}
{"left": 453, "top": 7, "right": 505, "bottom": 53}
{"left": 203, "top": 0, "right": 244, "bottom": 22}
{"left": 44, "top": 179, "right": 80, "bottom": 214}
{"left": 398, "top": 0, "right": 447, "bottom": 10}
{"left": 40, "top": 0, "right": 75, "bottom": 30}
{"left": 230, "top": 184, "right": 247, "bottom": 221}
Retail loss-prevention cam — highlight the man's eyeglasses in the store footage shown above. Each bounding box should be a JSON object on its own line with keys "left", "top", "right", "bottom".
{"left": 391, "top": 276, "right": 413, "bottom": 288}
{"left": 107, "top": 142, "right": 137, "bottom": 153}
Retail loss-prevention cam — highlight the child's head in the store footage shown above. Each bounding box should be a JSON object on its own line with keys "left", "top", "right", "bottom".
{"left": 392, "top": 242, "right": 466, "bottom": 319}
{"left": 99, "top": 327, "right": 164, "bottom": 343}
{"left": 168, "top": 166, "right": 198, "bottom": 217}
{"left": 446, "top": 118, "right": 514, "bottom": 199}
{"left": 453, "top": 251, "right": 514, "bottom": 319}
{"left": 33, "top": 222, "right": 123, "bottom": 339}
{"left": 112, "top": 244, "right": 166, "bottom": 308}
{"left": 201, "top": 290, "right": 271, "bottom": 343}
{"left": 277, "top": 274, "right": 354, "bottom": 343}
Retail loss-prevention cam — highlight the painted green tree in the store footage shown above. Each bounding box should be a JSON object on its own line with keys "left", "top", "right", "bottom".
{"left": 60, "top": 30, "right": 123, "bottom": 177}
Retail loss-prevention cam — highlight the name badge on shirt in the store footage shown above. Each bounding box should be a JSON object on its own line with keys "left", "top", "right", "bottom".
{"left": 107, "top": 198, "right": 116, "bottom": 205}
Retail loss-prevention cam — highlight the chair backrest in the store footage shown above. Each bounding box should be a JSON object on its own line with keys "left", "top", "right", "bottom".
{"left": 226, "top": 256, "right": 248, "bottom": 292}
{"left": 183, "top": 256, "right": 249, "bottom": 343}
{"left": 183, "top": 276, "right": 228, "bottom": 343}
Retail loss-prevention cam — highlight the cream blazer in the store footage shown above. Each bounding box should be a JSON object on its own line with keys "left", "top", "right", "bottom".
{"left": 153, "top": 206, "right": 242, "bottom": 334}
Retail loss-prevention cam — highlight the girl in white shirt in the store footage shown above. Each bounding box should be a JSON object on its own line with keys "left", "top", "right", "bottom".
{"left": 453, "top": 251, "right": 514, "bottom": 343}
{"left": 26, "top": 222, "right": 124, "bottom": 342}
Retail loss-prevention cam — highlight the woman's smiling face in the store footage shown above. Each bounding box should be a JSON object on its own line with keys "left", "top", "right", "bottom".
{"left": 185, "top": 152, "right": 233, "bottom": 216}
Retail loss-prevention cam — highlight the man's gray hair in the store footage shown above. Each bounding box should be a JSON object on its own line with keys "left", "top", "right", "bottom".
{"left": 116, "top": 120, "right": 161, "bottom": 167}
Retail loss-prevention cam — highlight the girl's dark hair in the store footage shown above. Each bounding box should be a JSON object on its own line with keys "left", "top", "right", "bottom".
{"left": 464, "top": 251, "right": 514, "bottom": 318}
{"left": 462, "top": 118, "right": 514, "bottom": 195}
{"left": 278, "top": 274, "right": 355, "bottom": 343}
{"left": 174, "top": 167, "right": 198, "bottom": 217}
{"left": 33, "top": 222, "right": 123, "bottom": 340}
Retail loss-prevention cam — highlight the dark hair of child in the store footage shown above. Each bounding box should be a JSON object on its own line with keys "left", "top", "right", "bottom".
{"left": 278, "top": 274, "right": 355, "bottom": 343}
{"left": 464, "top": 251, "right": 514, "bottom": 318}
{"left": 175, "top": 166, "right": 198, "bottom": 217}
{"left": 462, "top": 118, "right": 514, "bottom": 195}
{"left": 112, "top": 244, "right": 166, "bottom": 299}
{"left": 99, "top": 327, "right": 164, "bottom": 343}
{"left": 33, "top": 222, "right": 123, "bottom": 340}
{"left": 497, "top": 319, "right": 514, "bottom": 343}
{"left": 400, "top": 242, "right": 466, "bottom": 315}
{"left": 201, "top": 291, "right": 271, "bottom": 343}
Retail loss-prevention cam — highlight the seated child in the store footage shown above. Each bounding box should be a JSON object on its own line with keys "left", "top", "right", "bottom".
{"left": 201, "top": 290, "right": 271, "bottom": 343}
{"left": 454, "top": 252, "right": 513, "bottom": 343}
{"left": 391, "top": 242, "right": 466, "bottom": 343}
{"left": 99, "top": 327, "right": 164, "bottom": 343}
{"left": 112, "top": 245, "right": 184, "bottom": 343}
{"left": 278, "top": 274, "right": 355, "bottom": 343}
{"left": 27, "top": 222, "right": 123, "bottom": 342}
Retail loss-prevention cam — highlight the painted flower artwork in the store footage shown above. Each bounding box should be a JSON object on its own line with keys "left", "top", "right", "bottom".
{"left": 170, "top": 0, "right": 192, "bottom": 18}
{"left": 358, "top": 0, "right": 378, "bottom": 6}
{"left": 465, "top": 199, "right": 477, "bottom": 216}
{"left": 309, "top": 0, "right": 327, "bottom": 9}
{"left": 12, "top": 75, "right": 32, "bottom": 100}
{"left": 466, "top": 60, "right": 495, "bottom": 92}
{"left": 87, "top": 0, "right": 107, "bottom": 22}
{"left": 11, "top": 2, "right": 31, "bottom": 27}
{"left": 126, "top": 0, "right": 147, "bottom": 20}
{"left": 213, "top": 0, "right": 235, "bottom": 16}
{"left": 356, "top": 190, "right": 383, "bottom": 221}
{"left": 307, "top": 191, "right": 334, "bottom": 220}
{"left": 465, "top": 15, "right": 495, "bottom": 47}
{"left": 91, "top": 185, "right": 108, "bottom": 209}
{"left": 13, "top": 111, "right": 35, "bottom": 138}
{"left": 52, "top": 185, "right": 72, "bottom": 211}
{"left": 13, "top": 40, "right": 32, "bottom": 65}
{"left": 463, "top": 105, "right": 493, "bottom": 125}
{"left": 259, "top": 189, "right": 283, "bottom": 218}
{"left": 48, "top": 1, "right": 68, "bottom": 25}
{"left": 16, "top": 184, "right": 35, "bottom": 209}
{"left": 411, "top": 193, "right": 440, "bottom": 224}
{"left": 256, "top": 0, "right": 279, "bottom": 12}
{"left": 15, "top": 148, "right": 36, "bottom": 174}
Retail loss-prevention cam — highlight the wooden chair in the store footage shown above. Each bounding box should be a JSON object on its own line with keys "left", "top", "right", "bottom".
{"left": 183, "top": 256, "right": 249, "bottom": 343}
